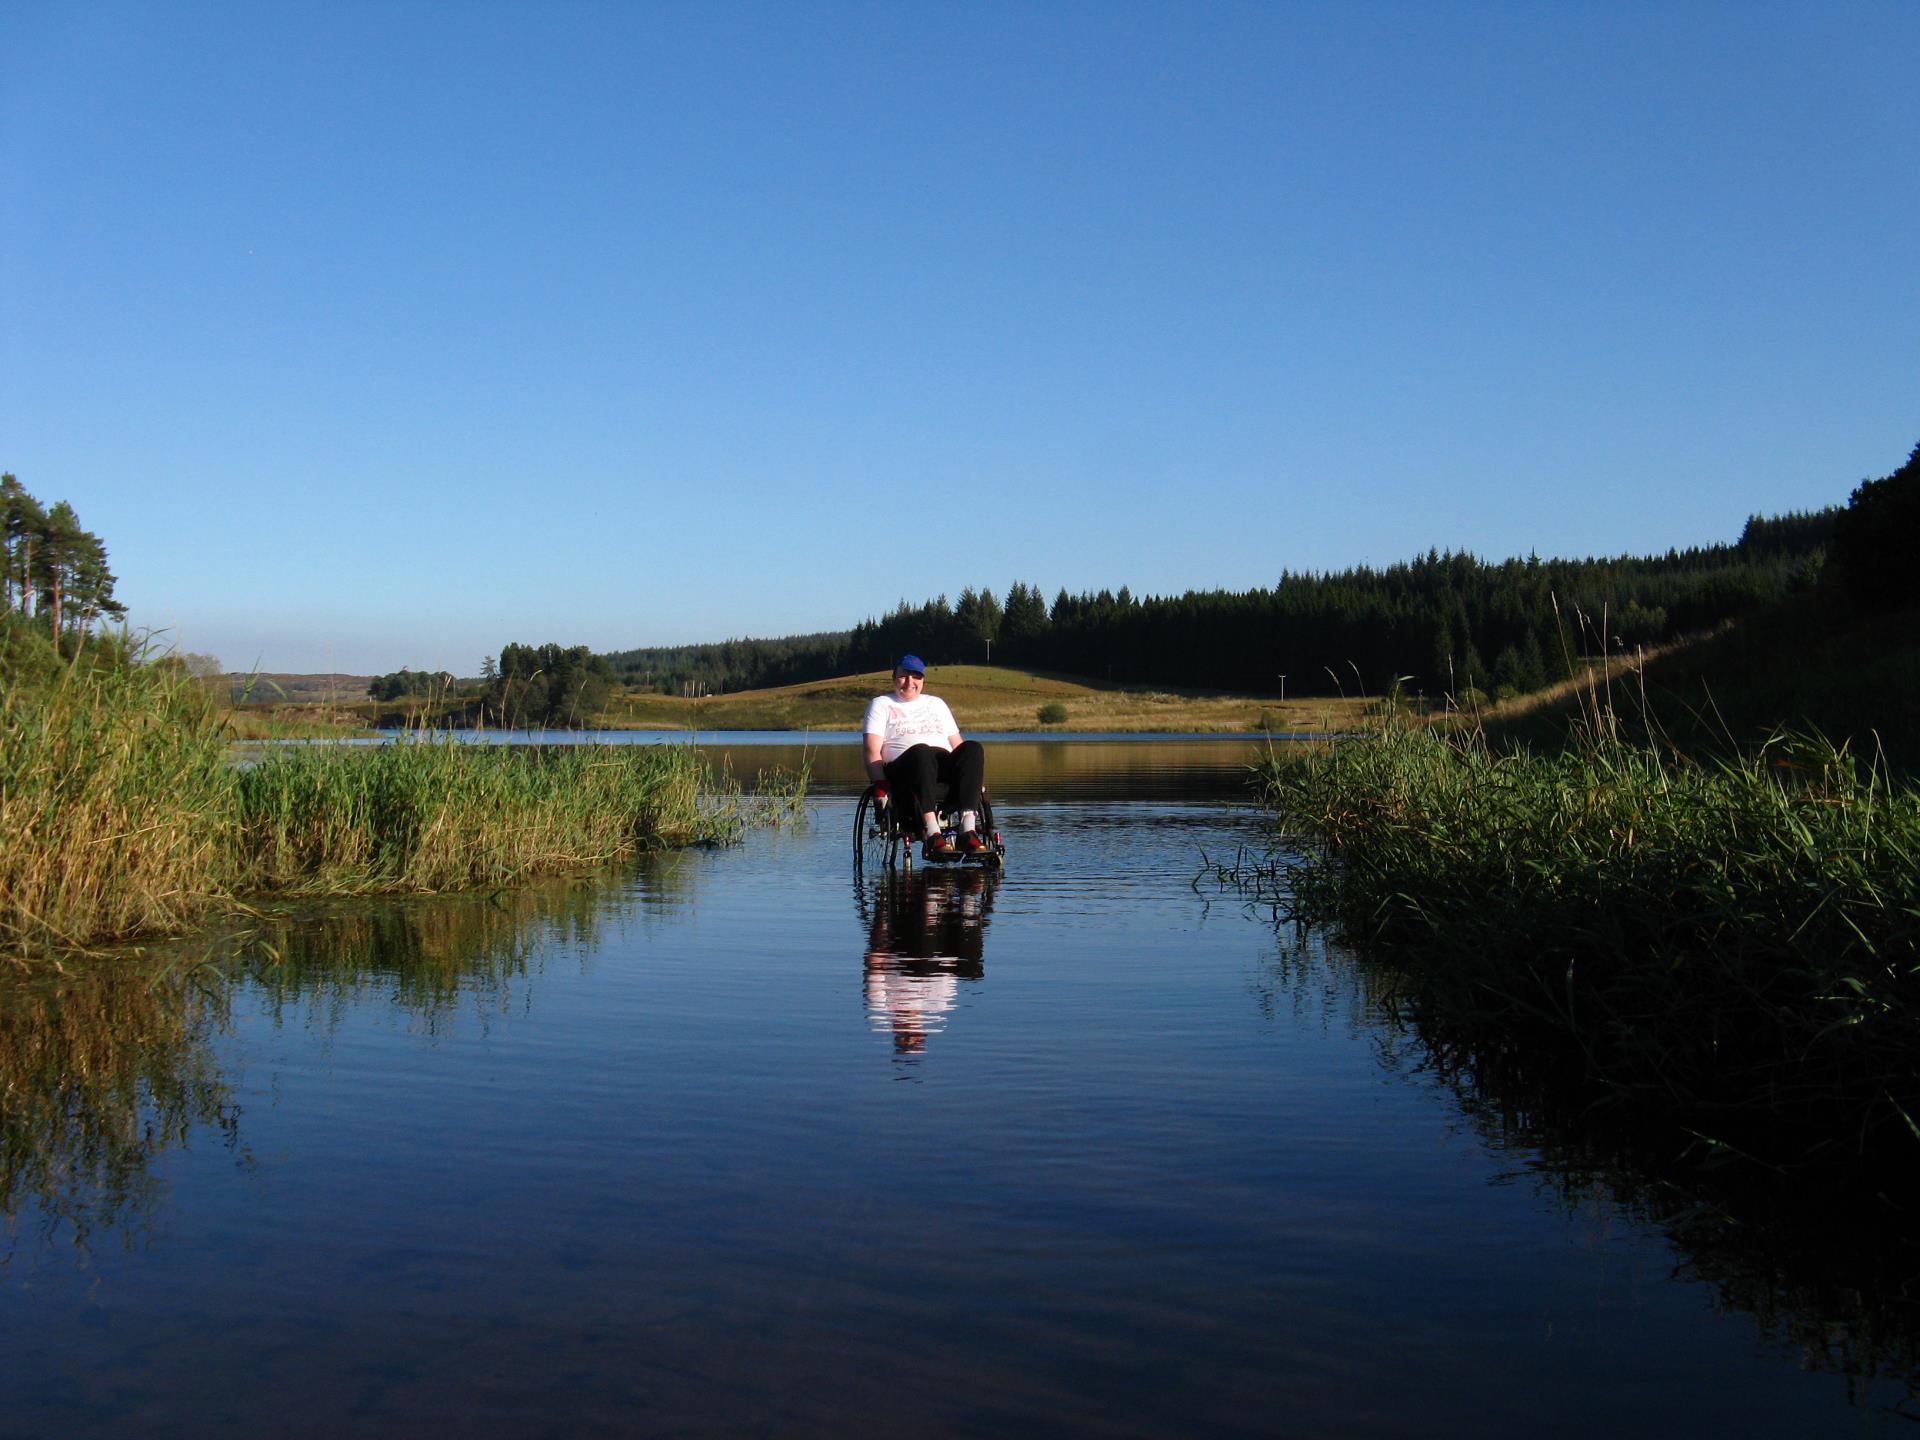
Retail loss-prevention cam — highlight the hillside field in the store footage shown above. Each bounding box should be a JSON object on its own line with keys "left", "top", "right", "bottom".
{"left": 601, "top": 664, "right": 1365, "bottom": 733}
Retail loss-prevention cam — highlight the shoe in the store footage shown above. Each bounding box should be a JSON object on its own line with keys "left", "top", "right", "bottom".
{"left": 960, "top": 830, "right": 987, "bottom": 855}
{"left": 923, "top": 832, "right": 958, "bottom": 861}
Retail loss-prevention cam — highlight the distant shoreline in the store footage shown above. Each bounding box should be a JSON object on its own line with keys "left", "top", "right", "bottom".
{"left": 223, "top": 663, "right": 1374, "bottom": 739}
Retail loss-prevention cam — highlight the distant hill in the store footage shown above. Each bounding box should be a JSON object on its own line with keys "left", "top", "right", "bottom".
{"left": 599, "top": 663, "right": 1350, "bottom": 734}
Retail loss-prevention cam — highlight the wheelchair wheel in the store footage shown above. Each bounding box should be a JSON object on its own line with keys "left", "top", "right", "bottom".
{"left": 854, "top": 786, "right": 902, "bottom": 873}
{"left": 976, "top": 788, "right": 1005, "bottom": 869}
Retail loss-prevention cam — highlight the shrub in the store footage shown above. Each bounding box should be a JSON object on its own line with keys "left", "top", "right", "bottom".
{"left": 1037, "top": 701, "right": 1068, "bottom": 725}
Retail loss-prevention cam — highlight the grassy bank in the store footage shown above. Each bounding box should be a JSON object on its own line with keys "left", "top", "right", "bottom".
{"left": 220, "top": 704, "right": 379, "bottom": 741}
{"left": 2, "top": 659, "right": 785, "bottom": 957}
{"left": 1251, "top": 715, "right": 1920, "bottom": 1177}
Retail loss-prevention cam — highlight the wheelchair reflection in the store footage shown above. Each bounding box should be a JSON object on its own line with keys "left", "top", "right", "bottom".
{"left": 858, "top": 866, "right": 999, "bottom": 1059}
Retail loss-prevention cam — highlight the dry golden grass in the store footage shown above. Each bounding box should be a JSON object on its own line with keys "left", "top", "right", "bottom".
{"left": 218, "top": 704, "right": 378, "bottom": 740}
{"left": 600, "top": 664, "right": 1367, "bottom": 734}
{"left": 1, "top": 661, "right": 238, "bottom": 954}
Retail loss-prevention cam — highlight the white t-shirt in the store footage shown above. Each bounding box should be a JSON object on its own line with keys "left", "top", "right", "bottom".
{"left": 862, "top": 693, "right": 959, "bottom": 763}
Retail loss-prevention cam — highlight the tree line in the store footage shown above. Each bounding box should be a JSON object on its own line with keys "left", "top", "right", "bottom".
{"left": 386, "top": 442, "right": 1914, "bottom": 712}
{"left": 368, "top": 643, "right": 617, "bottom": 727}
{"left": 482, "top": 643, "right": 616, "bottom": 727}
{"left": 1827, "top": 438, "right": 1920, "bottom": 616}
{"left": 1, "top": 473, "right": 125, "bottom": 648}
{"left": 596, "top": 508, "right": 1839, "bottom": 701}
{"left": 366, "top": 667, "right": 458, "bottom": 701}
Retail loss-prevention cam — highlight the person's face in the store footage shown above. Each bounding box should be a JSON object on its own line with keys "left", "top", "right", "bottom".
{"left": 893, "top": 669, "right": 924, "bottom": 698}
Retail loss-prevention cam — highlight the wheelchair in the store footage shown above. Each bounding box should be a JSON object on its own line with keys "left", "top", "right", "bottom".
{"left": 854, "top": 781, "right": 1005, "bottom": 874}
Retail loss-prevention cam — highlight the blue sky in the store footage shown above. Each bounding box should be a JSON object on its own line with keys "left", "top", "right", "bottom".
{"left": 3, "top": 1, "right": 1915, "bottom": 675}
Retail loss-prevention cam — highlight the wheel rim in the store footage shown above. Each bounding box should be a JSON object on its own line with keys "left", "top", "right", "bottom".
{"left": 855, "top": 791, "right": 898, "bottom": 873}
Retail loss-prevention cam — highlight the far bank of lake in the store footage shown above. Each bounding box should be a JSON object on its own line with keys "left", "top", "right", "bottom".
{"left": 337, "top": 728, "right": 1307, "bottom": 798}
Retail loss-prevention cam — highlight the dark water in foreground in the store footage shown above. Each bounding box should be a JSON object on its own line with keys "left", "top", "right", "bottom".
{"left": 2, "top": 740, "right": 1913, "bottom": 1437}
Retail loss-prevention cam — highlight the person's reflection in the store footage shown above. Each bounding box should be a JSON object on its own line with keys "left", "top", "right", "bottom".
{"left": 859, "top": 867, "right": 997, "bottom": 1060}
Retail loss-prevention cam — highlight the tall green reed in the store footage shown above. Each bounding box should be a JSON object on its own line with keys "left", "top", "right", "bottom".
{"left": 234, "top": 738, "right": 733, "bottom": 895}
{"left": 1253, "top": 701, "right": 1920, "bottom": 1172}
{"left": 3, "top": 653, "right": 786, "bottom": 955}
{"left": 1, "top": 654, "right": 236, "bottom": 952}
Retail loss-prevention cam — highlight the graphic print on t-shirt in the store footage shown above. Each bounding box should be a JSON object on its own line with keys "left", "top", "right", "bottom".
{"left": 863, "top": 694, "right": 957, "bottom": 763}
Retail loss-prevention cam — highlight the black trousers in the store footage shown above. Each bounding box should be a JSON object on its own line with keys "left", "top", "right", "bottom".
{"left": 883, "top": 741, "right": 985, "bottom": 829}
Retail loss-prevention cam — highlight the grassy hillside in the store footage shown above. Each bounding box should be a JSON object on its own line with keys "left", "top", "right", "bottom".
{"left": 214, "top": 672, "right": 376, "bottom": 704}
{"left": 1486, "top": 596, "right": 1920, "bottom": 768}
{"left": 223, "top": 618, "right": 1920, "bottom": 757}
{"left": 252, "top": 663, "right": 1368, "bottom": 734}
{"left": 599, "top": 664, "right": 1367, "bottom": 733}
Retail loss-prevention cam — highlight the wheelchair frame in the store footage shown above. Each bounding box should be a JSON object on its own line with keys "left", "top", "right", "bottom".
{"left": 854, "top": 782, "right": 1004, "bottom": 874}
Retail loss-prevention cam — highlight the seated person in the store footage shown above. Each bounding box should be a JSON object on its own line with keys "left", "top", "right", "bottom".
{"left": 862, "top": 654, "right": 987, "bottom": 860}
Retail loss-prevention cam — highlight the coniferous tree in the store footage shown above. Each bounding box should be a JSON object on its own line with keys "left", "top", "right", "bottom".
{"left": 1, "top": 475, "right": 46, "bottom": 617}
{"left": 1000, "top": 581, "right": 1050, "bottom": 660}
{"left": 64, "top": 525, "right": 126, "bottom": 637}
{"left": 574, "top": 481, "right": 1852, "bottom": 701}
{"left": 34, "top": 501, "right": 81, "bottom": 640}
{"left": 0, "top": 478, "right": 123, "bottom": 654}
{"left": 1829, "top": 441, "right": 1920, "bottom": 615}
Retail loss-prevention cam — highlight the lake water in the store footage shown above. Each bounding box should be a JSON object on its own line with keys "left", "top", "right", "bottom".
{"left": 1, "top": 737, "right": 1912, "bottom": 1437}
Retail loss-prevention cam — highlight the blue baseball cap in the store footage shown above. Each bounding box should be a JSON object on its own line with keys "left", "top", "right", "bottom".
{"left": 896, "top": 654, "right": 926, "bottom": 675}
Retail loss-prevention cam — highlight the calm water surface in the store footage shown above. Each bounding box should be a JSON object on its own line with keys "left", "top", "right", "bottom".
{"left": 1, "top": 739, "right": 1912, "bottom": 1437}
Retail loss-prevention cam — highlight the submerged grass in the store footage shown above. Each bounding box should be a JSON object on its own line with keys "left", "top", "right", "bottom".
{"left": 2, "top": 655, "right": 780, "bottom": 957}
{"left": 1252, "top": 708, "right": 1920, "bottom": 1176}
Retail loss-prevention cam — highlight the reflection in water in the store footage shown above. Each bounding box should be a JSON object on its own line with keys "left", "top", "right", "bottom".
{"left": 858, "top": 868, "right": 996, "bottom": 1060}
{"left": 0, "top": 965, "right": 238, "bottom": 1253}
{"left": 236, "top": 879, "right": 608, "bottom": 1032}
{"left": 1418, "top": 1022, "right": 1920, "bottom": 1408}
{"left": 0, "top": 870, "right": 677, "bottom": 1254}
{"left": 1247, "top": 924, "right": 1920, "bottom": 1408}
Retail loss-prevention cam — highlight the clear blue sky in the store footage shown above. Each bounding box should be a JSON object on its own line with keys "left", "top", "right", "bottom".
{"left": 4, "top": 1, "right": 1915, "bottom": 675}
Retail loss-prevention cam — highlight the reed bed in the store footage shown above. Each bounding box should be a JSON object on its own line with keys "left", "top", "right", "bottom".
{"left": 1, "top": 658, "right": 236, "bottom": 951}
{"left": 2, "top": 658, "right": 775, "bottom": 956}
{"left": 235, "top": 739, "right": 731, "bottom": 896}
{"left": 1253, "top": 718, "right": 1920, "bottom": 1175}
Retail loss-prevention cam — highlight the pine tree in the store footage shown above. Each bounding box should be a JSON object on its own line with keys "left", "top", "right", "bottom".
{"left": 34, "top": 501, "right": 83, "bottom": 642}
{"left": 1, "top": 475, "right": 46, "bottom": 617}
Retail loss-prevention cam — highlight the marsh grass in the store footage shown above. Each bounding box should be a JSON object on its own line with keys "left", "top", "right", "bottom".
{"left": 234, "top": 738, "right": 734, "bottom": 896}
{"left": 2, "top": 656, "right": 780, "bottom": 957}
{"left": 1252, "top": 699, "right": 1920, "bottom": 1175}
{"left": 1, "top": 654, "right": 236, "bottom": 953}
{"left": 742, "top": 759, "right": 811, "bottom": 827}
